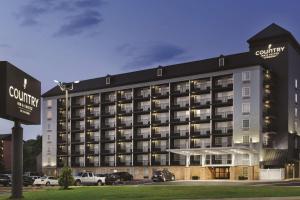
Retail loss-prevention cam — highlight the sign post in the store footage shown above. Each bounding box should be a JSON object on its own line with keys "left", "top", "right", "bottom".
{"left": 0, "top": 61, "right": 41, "bottom": 199}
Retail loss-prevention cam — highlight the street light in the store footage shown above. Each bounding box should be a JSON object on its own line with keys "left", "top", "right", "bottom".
{"left": 54, "top": 80, "right": 80, "bottom": 167}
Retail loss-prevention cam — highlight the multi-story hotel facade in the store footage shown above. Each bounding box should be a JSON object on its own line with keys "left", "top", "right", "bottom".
{"left": 42, "top": 24, "right": 300, "bottom": 180}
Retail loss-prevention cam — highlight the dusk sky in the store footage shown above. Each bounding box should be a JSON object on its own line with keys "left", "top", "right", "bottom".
{"left": 0, "top": 0, "right": 300, "bottom": 140}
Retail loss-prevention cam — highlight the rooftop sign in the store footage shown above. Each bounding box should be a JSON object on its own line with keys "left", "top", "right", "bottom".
{"left": 0, "top": 62, "right": 41, "bottom": 125}
{"left": 255, "top": 44, "right": 285, "bottom": 59}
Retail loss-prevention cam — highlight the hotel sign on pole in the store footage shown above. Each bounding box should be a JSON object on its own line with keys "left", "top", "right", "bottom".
{"left": 0, "top": 61, "right": 41, "bottom": 125}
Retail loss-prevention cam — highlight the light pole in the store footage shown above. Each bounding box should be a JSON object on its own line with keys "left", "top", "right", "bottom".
{"left": 54, "top": 80, "right": 79, "bottom": 167}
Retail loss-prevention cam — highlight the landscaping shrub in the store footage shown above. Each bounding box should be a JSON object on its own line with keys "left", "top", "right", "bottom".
{"left": 58, "top": 166, "right": 74, "bottom": 189}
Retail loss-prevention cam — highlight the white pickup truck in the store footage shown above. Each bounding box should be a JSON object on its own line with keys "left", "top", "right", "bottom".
{"left": 74, "top": 172, "right": 105, "bottom": 186}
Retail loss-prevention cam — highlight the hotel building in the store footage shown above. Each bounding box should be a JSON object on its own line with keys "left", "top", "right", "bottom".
{"left": 42, "top": 24, "right": 300, "bottom": 180}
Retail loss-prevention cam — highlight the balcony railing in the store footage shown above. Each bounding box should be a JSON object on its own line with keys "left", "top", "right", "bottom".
{"left": 215, "top": 96, "right": 233, "bottom": 104}
{"left": 215, "top": 79, "right": 233, "bottom": 88}
{"left": 102, "top": 161, "right": 115, "bottom": 166}
{"left": 135, "top": 133, "right": 150, "bottom": 139}
{"left": 152, "top": 146, "right": 167, "bottom": 151}
{"left": 153, "top": 103, "right": 169, "bottom": 110}
{"left": 103, "top": 149, "right": 115, "bottom": 154}
{"left": 191, "top": 98, "right": 211, "bottom": 106}
{"left": 102, "top": 136, "right": 115, "bottom": 141}
{"left": 191, "top": 129, "right": 210, "bottom": 137}
{"left": 152, "top": 117, "right": 169, "bottom": 124}
{"left": 215, "top": 111, "right": 233, "bottom": 119}
{"left": 173, "top": 101, "right": 189, "bottom": 108}
{"left": 173, "top": 116, "right": 189, "bottom": 122}
{"left": 214, "top": 127, "right": 233, "bottom": 135}
{"left": 72, "top": 137, "right": 85, "bottom": 143}
{"left": 192, "top": 82, "right": 211, "bottom": 91}
{"left": 136, "top": 147, "right": 150, "bottom": 153}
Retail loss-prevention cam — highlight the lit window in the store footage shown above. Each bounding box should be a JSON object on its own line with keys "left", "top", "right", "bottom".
{"left": 295, "top": 108, "right": 298, "bottom": 117}
{"left": 295, "top": 94, "right": 298, "bottom": 103}
{"left": 242, "top": 103, "right": 250, "bottom": 114}
{"left": 242, "top": 87, "right": 250, "bottom": 98}
{"left": 157, "top": 68, "right": 162, "bottom": 77}
{"left": 47, "top": 111, "right": 52, "bottom": 120}
{"left": 242, "top": 119, "right": 250, "bottom": 130}
{"left": 242, "top": 71, "right": 251, "bottom": 82}
{"left": 295, "top": 79, "right": 298, "bottom": 88}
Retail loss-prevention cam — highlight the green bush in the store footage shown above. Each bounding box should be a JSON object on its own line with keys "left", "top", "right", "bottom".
{"left": 192, "top": 176, "right": 199, "bottom": 180}
{"left": 58, "top": 166, "right": 74, "bottom": 189}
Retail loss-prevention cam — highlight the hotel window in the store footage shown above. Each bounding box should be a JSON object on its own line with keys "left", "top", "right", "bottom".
{"left": 242, "top": 87, "right": 250, "bottom": 98}
{"left": 295, "top": 108, "right": 298, "bottom": 117}
{"left": 242, "top": 119, "right": 250, "bottom": 130}
{"left": 295, "top": 94, "right": 298, "bottom": 103}
{"left": 218, "top": 56, "right": 224, "bottom": 67}
{"left": 242, "top": 135, "right": 250, "bottom": 144}
{"left": 242, "top": 71, "right": 251, "bottom": 82}
{"left": 157, "top": 68, "right": 162, "bottom": 77}
{"left": 47, "top": 123, "right": 51, "bottom": 130}
{"left": 242, "top": 103, "right": 250, "bottom": 114}
{"left": 295, "top": 79, "right": 298, "bottom": 89}
{"left": 106, "top": 76, "right": 110, "bottom": 85}
{"left": 47, "top": 111, "right": 53, "bottom": 120}
{"left": 47, "top": 100, "right": 52, "bottom": 108}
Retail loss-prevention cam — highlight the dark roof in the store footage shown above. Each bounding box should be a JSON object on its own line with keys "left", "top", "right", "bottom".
{"left": 42, "top": 52, "right": 261, "bottom": 97}
{"left": 0, "top": 134, "right": 11, "bottom": 141}
{"left": 248, "top": 23, "right": 293, "bottom": 43}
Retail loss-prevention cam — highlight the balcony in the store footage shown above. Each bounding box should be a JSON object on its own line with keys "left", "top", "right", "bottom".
{"left": 135, "top": 106, "right": 150, "bottom": 113}
{"left": 135, "top": 90, "right": 150, "bottom": 100}
{"left": 191, "top": 98, "right": 211, "bottom": 108}
{"left": 101, "top": 110, "right": 116, "bottom": 117}
{"left": 117, "top": 134, "right": 132, "bottom": 141}
{"left": 57, "top": 149, "right": 67, "bottom": 155}
{"left": 72, "top": 137, "right": 85, "bottom": 143}
{"left": 118, "top": 121, "right": 132, "bottom": 128}
{"left": 101, "top": 123, "right": 116, "bottom": 130}
{"left": 101, "top": 136, "right": 115, "bottom": 142}
{"left": 214, "top": 96, "right": 233, "bottom": 105}
{"left": 135, "top": 147, "right": 150, "bottom": 153}
{"left": 118, "top": 93, "right": 133, "bottom": 103}
{"left": 171, "top": 131, "right": 189, "bottom": 138}
{"left": 135, "top": 160, "right": 149, "bottom": 166}
{"left": 86, "top": 135, "right": 100, "bottom": 143}
{"left": 191, "top": 114, "right": 210, "bottom": 122}
{"left": 135, "top": 120, "right": 150, "bottom": 127}
{"left": 71, "top": 99, "right": 85, "bottom": 108}
{"left": 118, "top": 108, "right": 132, "bottom": 116}
{"left": 172, "top": 116, "right": 189, "bottom": 124}
{"left": 172, "top": 101, "right": 189, "bottom": 110}
{"left": 86, "top": 148, "right": 99, "bottom": 155}
{"left": 214, "top": 79, "right": 233, "bottom": 91}
{"left": 117, "top": 148, "right": 132, "bottom": 154}
{"left": 57, "top": 136, "right": 67, "bottom": 144}
{"left": 71, "top": 149, "right": 85, "bottom": 156}
{"left": 190, "top": 142, "right": 210, "bottom": 148}
{"left": 71, "top": 113, "right": 85, "bottom": 120}
{"left": 214, "top": 127, "right": 233, "bottom": 135}
{"left": 151, "top": 146, "right": 167, "bottom": 152}
{"left": 86, "top": 111, "right": 100, "bottom": 119}
{"left": 152, "top": 88, "right": 169, "bottom": 99}
{"left": 134, "top": 133, "right": 150, "bottom": 140}
{"left": 214, "top": 111, "right": 233, "bottom": 121}
{"left": 151, "top": 132, "right": 169, "bottom": 139}
{"left": 191, "top": 81, "right": 211, "bottom": 93}
{"left": 71, "top": 126, "right": 85, "bottom": 133}
{"left": 172, "top": 87, "right": 189, "bottom": 96}
{"left": 86, "top": 96, "right": 100, "bottom": 106}
{"left": 152, "top": 103, "right": 169, "bottom": 112}
{"left": 191, "top": 129, "right": 210, "bottom": 138}
{"left": 102, "top": 95, "right": 116, "bottom": 104}
{"left": 101, "top": 149, "right": 115, "bottom": 154}
{"left": 172, "top": 144, "right": 189, "bottom": 149}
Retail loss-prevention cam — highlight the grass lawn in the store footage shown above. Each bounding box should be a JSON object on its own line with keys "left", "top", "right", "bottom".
{"left": 1, "top": 185, "right": 300, "bottom": 200}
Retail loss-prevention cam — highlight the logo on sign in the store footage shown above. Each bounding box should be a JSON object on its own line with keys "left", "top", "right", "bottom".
{"left": 255, "top": 44, "right": 285, "bottom": 59}
{"left": 24, "top": 78, "right": 27, "bottom": 90}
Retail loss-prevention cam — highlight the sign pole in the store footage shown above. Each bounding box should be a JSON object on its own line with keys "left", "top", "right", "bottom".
{"left": 11, "top": 121, "right": 23, "bottom": 199}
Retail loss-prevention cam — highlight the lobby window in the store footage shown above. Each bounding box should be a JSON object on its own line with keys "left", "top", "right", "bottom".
{"left": 242, "top": 71, "right": 251, "bottom": 82}
{"left": 242, "top": 119, "right": 250, "bottom": 130}
{"left": 242, "top": 87, "right": 250, "bottom": 98}
{"left": 242, "top": 103, "right": 250, "bottom": 114}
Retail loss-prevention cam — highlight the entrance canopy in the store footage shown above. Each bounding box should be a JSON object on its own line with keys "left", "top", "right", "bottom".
{"left": 167, "top": 146, "right": 258, "bottom": 156}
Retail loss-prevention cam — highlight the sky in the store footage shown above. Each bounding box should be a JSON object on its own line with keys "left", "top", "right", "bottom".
{"left": 0, "top": 0, "right": 300, "bottom": 140}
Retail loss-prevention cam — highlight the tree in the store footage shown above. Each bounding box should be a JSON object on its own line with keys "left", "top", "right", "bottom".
{"left": 23, "top": 135, "right": 42, "bottom": 173}
{"left": 58, "top": 166, "right": 74, "bottom": 189}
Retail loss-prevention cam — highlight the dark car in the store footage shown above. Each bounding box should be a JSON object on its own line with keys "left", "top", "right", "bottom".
{"left": 0, "top": 174, "right": 11, "bottom": 186}
{"left": 152, "top": 169, "right": 175, "bottom": 182}
{"left": 23, "top": 176, "right": 34, "bottom": 186}
{"left": 105, "top": 172, "right": 133, "bottom": 184}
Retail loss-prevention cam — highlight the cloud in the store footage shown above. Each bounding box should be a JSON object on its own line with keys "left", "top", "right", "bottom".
{"left": 54, "top": 10, "right": 103, "bottom": 37}
{"left": 16, "top": 0, "right": 105, "bottom": 36}
{"left": 118, "top": 43, "right": 186, "bottom": 69}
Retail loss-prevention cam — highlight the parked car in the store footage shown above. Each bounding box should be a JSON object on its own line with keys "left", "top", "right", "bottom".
{"left": 30, "top": 176, "right": 41, "bottom": 180}
{"left": 23, "top": 176, "right": 34, "bottom": 186}
{"left": 33, "top": 176, "right": 59, "bottom": 186}
{"left": 74, "top": 172, "right": 105, "bottom": 186}
{"left": 105, "top": 172, "right": 133, "bottom": 185}
{"left": 152, "top": 169, "right": 175, "bottom": 182}
{"left": 0, "top": 174, "right": 11, "bottom": 186}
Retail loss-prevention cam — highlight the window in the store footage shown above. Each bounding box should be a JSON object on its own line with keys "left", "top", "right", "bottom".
{"left": 242, "top": 87, "right": 250, "bottom": 98}
{"left": 242, "top": 135, "right": 250, "bottom": 144}
{"left": 242, "top": 119, "right": 250, "bottom": 130}
{"left": 295, "top": 94, "right": 298, "bottom": 103}
{"left": 242, "top": 71, "right": 251, "bottom": 82}
{"left": 218, "top": 57, "right": 224, "bottom": 67}
{"left": 48, "top": 135, "right": 51, "bottom": 140}
{"left": 47, "top": 111, "right": 52, "bottom": 120}
{"left": 295, "top": 108, "right": 298, "bottom": 117}
{"left": 242, "top": 103, "right": 250, "bottom": 114}
{"left": 295, "top": 79, "right": 298, "bottom": 89}
{"left": 106, "top": 77, "right": 110, "bottom": 85}
{"left": 157, "top": 68, "right": 162, "bottom": 77}
{"left": 47, "top": 100, "right": 52, "bottom": 108}
{"left": 47, "top": 124, "right": 51, "bottom": 130}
